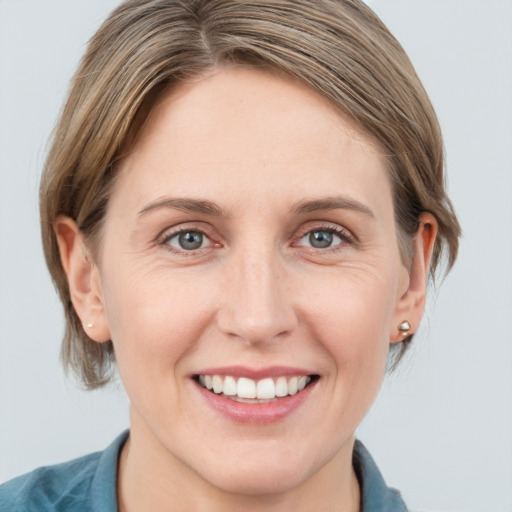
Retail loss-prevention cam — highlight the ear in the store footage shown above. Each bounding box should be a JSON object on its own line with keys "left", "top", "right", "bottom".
{"left": 54, "top": 216, "right": 111, "bottom": 343}
{"left": 390, "top": 212, "right": 438, "bottom": 343}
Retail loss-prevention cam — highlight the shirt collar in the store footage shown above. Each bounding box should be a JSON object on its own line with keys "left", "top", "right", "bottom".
{"left": 91, "top": 430, "right": 129, "bottom": 512}
{"left": 353, "top": 440, "right": 408, "bottom": 512}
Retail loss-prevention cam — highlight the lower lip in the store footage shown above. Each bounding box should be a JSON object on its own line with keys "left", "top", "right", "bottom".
{"left": 194, "top": 379, "right": 318, "bottom": 424}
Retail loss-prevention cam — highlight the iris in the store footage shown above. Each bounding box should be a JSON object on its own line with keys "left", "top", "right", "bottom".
{"left": 309, "top": 230, "right": 334, "bottom": 248}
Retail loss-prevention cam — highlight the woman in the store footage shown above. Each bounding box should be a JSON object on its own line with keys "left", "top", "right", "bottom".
{"left": 0, "top": 0, "right": 460, "bottom": 510}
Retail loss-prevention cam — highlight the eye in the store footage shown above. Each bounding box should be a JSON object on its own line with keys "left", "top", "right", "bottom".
{"left": 165, "top": 230, "right": 209, "bottom": 251}
{"left": 298, "top": 228, "right": 344, "bottom": 249}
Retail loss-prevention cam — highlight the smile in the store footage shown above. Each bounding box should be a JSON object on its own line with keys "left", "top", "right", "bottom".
{"left": 196, "top": 374, "right": 316, "bottom": 401}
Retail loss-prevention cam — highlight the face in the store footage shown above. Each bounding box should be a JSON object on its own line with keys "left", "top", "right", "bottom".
{"left": 89, "top": 68, "right": 416, "bottom": 495}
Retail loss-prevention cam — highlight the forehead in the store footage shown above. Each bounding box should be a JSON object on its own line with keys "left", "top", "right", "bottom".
{"left": 136, "top": 67, "right": 379, "bottom": 160}
{"left": 112, "top": 67, "right": 391, "bottom": 218}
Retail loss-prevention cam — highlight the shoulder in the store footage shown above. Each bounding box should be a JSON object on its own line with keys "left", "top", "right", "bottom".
{"left": 0, "top": 431, "right": 128, "bottom": 512}
{"left": 0, "top": 452, "right": 102, "bottom": 512}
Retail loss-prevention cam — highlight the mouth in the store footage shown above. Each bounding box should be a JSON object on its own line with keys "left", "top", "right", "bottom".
{"left": 193, "top": 374, "right": 319, "bottom": 403}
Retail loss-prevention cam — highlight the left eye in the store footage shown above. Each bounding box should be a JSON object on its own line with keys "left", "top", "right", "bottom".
{"left": 165, "top": 230, "right": 209, "bottom": 251}
{"left": 299, "top": 229, "right": 342, "bottom": 249}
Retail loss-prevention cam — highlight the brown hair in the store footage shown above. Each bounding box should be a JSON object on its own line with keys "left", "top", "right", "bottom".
{"left": 40, "top": 0, "right": 460, "bottom": 388}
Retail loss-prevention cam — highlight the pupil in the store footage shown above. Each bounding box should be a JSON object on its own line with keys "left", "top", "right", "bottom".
{"left": 179, "top": 231, "right": 203, "bottom": 250}
{"left": 309, "top": 231, "right": 332, "bottom": 248}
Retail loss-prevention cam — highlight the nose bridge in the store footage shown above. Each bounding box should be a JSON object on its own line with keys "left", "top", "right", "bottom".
{"left": 218, "top": 240, "right": 296, "bottom": 344}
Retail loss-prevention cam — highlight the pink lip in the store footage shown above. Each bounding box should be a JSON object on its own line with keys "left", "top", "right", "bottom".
{"left": 193, "top": 370, "right": 319, "bottom": 425}
{"left": 193, "top": 365, "right": 314, "bottom": 380}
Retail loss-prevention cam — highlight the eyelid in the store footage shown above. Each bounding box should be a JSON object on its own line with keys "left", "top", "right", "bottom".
{"left": 165, "top": 231, "right": 209, "bottom": 250}
{"left": 156, "top": 222, "right": 221, "bottom": 253}
{"left": 293, "top": 222, "right": 358, "bottom": 253}
{"left": 293, "top": 222, "right": 356, "bottom": 245}
{"left": 155, "top": 220, "right": 356, "bottom": 255}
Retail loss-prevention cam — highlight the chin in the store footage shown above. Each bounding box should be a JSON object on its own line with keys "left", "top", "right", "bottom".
{"left": 200, "top": 461, "right": 312, "bottom": 496}
{"left": 186, "top": 438, "right": 337, "bottom": 497}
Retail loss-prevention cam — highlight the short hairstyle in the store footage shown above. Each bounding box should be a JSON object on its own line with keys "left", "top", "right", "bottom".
{"left": 40, "top": 0, "right": 460, "bottom": 389}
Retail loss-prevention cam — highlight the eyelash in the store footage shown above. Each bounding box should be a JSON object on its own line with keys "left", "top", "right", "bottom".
{"left": 295, "top": 224, "right": 354, "bottom": 250}
{"left": 158, "top": 225, "right": 219, "bottom": 255}
{"left": 157, "top": 223, "right": 355, "bottom": 255}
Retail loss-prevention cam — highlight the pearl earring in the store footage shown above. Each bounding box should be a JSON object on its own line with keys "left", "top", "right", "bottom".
{"left": 398, "top": 320, "right": 411, "bottom": 337}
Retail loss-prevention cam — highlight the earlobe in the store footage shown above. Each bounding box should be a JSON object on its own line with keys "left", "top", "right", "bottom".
{"left": 391, "top": 213, "right": 438, "bottom": 343}
{"left": 54, "top": 216, "right": 111, "bottom": 342}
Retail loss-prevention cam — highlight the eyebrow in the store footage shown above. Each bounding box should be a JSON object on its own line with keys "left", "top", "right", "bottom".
{"left": 138, "top": 197, "right": 224, "bottom": 218}
{"left": 291, "top": 196, "right": 375, "bottom": 218}
{"left": 137, "top": 195, "right": 374, "bottom": 219}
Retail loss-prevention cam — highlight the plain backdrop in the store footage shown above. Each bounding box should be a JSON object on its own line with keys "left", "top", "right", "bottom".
{"left": 0, "top": 1, "right": 511, "bottom": 511}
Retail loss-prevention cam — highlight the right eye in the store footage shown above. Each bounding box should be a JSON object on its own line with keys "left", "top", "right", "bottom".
{"left": 163, "top": 230, "right": 210, "bottom": 251}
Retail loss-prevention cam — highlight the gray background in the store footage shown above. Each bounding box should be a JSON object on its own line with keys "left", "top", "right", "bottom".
{"left": 0, "top": 1, "right": 511, "bottom": 511}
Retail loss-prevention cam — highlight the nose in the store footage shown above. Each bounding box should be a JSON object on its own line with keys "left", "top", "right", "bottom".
{"left": 216, "top": 247, "right": 297, "bottom": 346}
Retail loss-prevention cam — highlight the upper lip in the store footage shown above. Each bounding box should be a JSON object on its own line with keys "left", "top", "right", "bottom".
{"left": 193, "top": 365, "right": 316, "bottom": 380}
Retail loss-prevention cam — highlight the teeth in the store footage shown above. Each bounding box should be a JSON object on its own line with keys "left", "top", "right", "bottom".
{"left": 257, "top": 378, "right": 275, "bottom": 399}
{"left": 297, "top": 376, "right": 308, "bottom": 391}
{"left": 223, "top": 376, "right": 237, "bottom": 396}
{"left": 237, "top": 377, "right": 257, "bottom": 398}
{"left": 197, "top": 374, "right": 312, "bottom": 399}
{"left": 275, "top": 376, "right": 288, "bottom": 397}
{"left": 288, "top": 376, "right": 298, "bottom": 395}
{"left": 212, "top": 375, "right": 223, "bottom": 394}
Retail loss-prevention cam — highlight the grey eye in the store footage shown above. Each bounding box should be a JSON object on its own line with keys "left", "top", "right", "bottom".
{"left": 168, "top": 231, "right": 206, "bottom": 250}
{"left": 301, "top": 230, "right": 341, "bottom": 249}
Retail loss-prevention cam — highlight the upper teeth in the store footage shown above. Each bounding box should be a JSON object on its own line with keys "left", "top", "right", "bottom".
{"left": 198, "top": 375, "right": 312, "bottom": 399}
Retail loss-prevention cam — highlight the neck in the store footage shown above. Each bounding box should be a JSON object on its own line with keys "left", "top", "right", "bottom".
{"left": 118, "top": 414, "right": 360, "bottom": 512}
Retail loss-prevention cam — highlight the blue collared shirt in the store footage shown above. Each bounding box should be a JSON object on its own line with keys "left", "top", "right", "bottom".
{"left": 0, "top": 432, "right": 408, "bottom": 511}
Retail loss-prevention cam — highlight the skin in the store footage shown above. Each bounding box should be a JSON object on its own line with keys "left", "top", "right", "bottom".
{"left": 56, "top": 67, "right": 437, "bottom": 512}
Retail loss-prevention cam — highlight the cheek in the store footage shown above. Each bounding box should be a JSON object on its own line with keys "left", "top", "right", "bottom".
{"left": 301, "top": 269, "right": 397, "bottom": 389}
{"left": 100, "top": 265, "right": 216, "bottom": 381}
{"left": 303, "top": 266, "right": 398, "bottom": 343}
